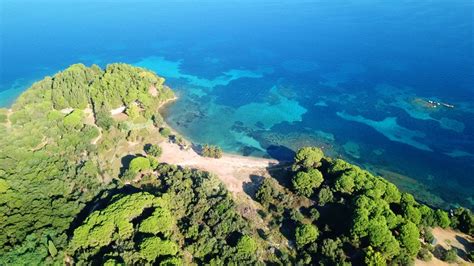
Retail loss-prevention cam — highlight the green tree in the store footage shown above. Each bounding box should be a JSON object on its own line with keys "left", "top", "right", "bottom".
{"left": 309, "top": 208, "right": 320, "bottom": 221}
{"left": 292, "top": 147, "right": 324, "bottom": 171}
{"left": 334, "top": 173, "right": 355, "bottom": 194}
{"left": 398, "top": 221, "right": 420, "bottom": 257}
{"left": 403, "top": 205, "right": 422, "bottom": 225}
{"left": 201, "top": 144, "right": 223, "bottom": 158}
{"left": 320, "top": 238, "right": 346, "bottom": 263}
{"left": 450, "top": 208, "right": 474, "bottom": 235}
{"left": 70, "top": 193, "right": 170, "bottom": 257}
{"left": 145, "top": 144, "right": 162, "bottom": 158}
{"left": 295, "top": 224, "right": 319, "bottom": 248}
{"left": 63, "top": 109, "right": 83, "bottom": 128}
{"left": 317, "top": 186, "right": 334, "bottom": 206}
{"left": 420, "top": 206, "right": 436, "bottom": 226}
{"left": 48, "top": 240, "right": 58, "bottom": 257}
{"left": 126, "top": 103, "right": 140, "bottom": 121}
{"left": 138, "top": 207, "right": 174, "bottom": 235}
{"left": 292, "top": 169, "right": 324, "bottom": 197}
{"left": 139, "top": 237, "right": 178, "bottom": 262}
{"left": 129, "top": 157, "right": 151, "bottom": 173}
{"left": 236, "top": 235, "right": 257, "bottom": 255}
{"left": 365, "top": 246, "right": 386, "bottom": 266}
{"left": 160, "top": 257, "right": 182, "bottom": 266}
{"left": 255, "top": 178, "right": 276, "bottom": 207}
{"left": 435, "top": 209, "right": 450, "bottom": 228}
{"left": 383, "top": 183, "right": 401, "bottom": 203}
{"left": 366, "top": 219, "right": 400, "bottom": 259}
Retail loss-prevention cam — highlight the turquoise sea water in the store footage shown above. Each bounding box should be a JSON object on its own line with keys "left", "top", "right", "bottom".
{"left": 1, "top": 0, "right": 473, "bottom": 209}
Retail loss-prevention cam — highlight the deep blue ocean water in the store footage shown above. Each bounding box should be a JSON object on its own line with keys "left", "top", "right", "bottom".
{"left": 1, "top": 0, "right": 473, "bottom": 209}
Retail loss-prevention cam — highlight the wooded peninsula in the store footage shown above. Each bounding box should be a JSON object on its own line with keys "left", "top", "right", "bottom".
{"left": 0, "top": 64, "right": 472, "bottom": 265}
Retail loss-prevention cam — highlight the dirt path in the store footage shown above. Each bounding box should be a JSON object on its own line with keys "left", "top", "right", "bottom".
{"left": 5, "top": 109, "right": 12, "bottom": 128}
{"left": 83, "top": 107, "right": 102, "bottom": 145}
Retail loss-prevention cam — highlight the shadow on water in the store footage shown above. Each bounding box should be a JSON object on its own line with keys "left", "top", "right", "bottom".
{"left": 266, "top": 145, "right": 296, "bottom": 161}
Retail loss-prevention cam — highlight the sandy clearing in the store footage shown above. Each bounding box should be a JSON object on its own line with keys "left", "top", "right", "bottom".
{"left": 415, "top": 227, "right": 473, "bottom": 266}
{"left": 159, "top": 141, "right": 279, "bottom": 193}
{"left": 149, "top": 85, "right": 158, "bottom": 96}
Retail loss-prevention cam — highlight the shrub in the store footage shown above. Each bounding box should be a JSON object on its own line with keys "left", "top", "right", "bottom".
{"left": 295, "top": 224, "right": 319, "bottom": 248}
{"left": 159, "top": 127, "right": 171, "bottom": 138}
{"left": 422, "top": 227, "right": 434, "bottom": 244}
{"left": 145, "top": 144, "right": 162, "bottom": 158}
{"left": 317, "top": 187, "right": 334, "bottom": 206}
{"left": 442, "top": 248, "right": 457, "bottom": 263}
{"left": 129, "top": 157, "right": 152, "bottom": 173}
{"left": 417, "top": 246, "right": 432, "bottom": 261}
{"left": 236, "top": 235, "right": 257, "bottom": 255}
{"left": 309, "top": 208, "right": 320, "bottom": 221}
{"left": 152, "top": 114, "right": 164, "bottom": 127}
{"left": 201, "top": 144, "right": 223, "bottom": 159}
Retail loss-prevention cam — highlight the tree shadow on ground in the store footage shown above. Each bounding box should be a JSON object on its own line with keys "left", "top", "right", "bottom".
{"left": 263, "top": 145, "right": 295, "bottom": 189}
{"left": 191, "top": 143, "right": 202, "bottom": 155}
{"left": 119, "top": 154, "right": 140, "bottom": 176}
{"left": 433, "top": 244, "right": 466, "bottom": 262}
{"left": 455, "top": 235, "right": 473, "bottom": 260}
{"left": 433, "top": 244, "right": 447, "bottom": 260}
{"left": 243, "top": 174, "right": 265, "bottom": 200}
{"left": 266, "top": 162, "right": 293, "bottom": 190}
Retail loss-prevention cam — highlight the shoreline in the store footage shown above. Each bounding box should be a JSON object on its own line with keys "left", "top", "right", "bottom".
{"left": 156, "top": 97, "right": 283, "bottom": 194}
{"left": 157, "top": 95, "right": 285, "bottom": 163}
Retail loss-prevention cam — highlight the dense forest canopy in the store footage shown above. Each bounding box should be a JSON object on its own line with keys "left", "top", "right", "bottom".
{"left": 0, "top": 64, "right": 472, "bottom": 265}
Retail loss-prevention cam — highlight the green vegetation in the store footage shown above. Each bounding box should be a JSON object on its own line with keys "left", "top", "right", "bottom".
{"left": 70, "top": 193, "right": 177, "bottom": 263}
{"left": 442, "top": 248, "right": 458, "bottom": 263}
{"left": 159, "top": 127, "right": 171, "bottom": 137}
{"left": 1, "top": 64, "right": 472, "bottom": 265}
{"left": 0, "top": 63, "right": 173, "bottom": 264}
{"left": 129, "top": 157, "right": 152, "bottom": 173}
{"left": 236, "top": 235, "right": 258, "bottom": 256}
{"left": 201, "top": 144, "right": 223, "bottom": 158}
{"left": 417, "top": 244, "right": 433, "bottom": 261}
{"left": 295, "top": 224, "right": 319, "bottom": 248}
{"left": 145, "top": 143, "right": 162, "bottom": 158}
{"left": 450, "top": 207, "right": 474, "bottom": 235}
{"left": 253, "top": 147, "right": 471, "bottom": 265}
{"left": 292, "top": 146, "right": 324, "bottom": 171}
{"left": 292, "top": 168, "right": 323, "bottom": 197}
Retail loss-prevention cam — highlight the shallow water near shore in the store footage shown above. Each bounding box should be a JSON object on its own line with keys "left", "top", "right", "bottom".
{"left": 1, "top": 0, "right": 473, "bottom": 209}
